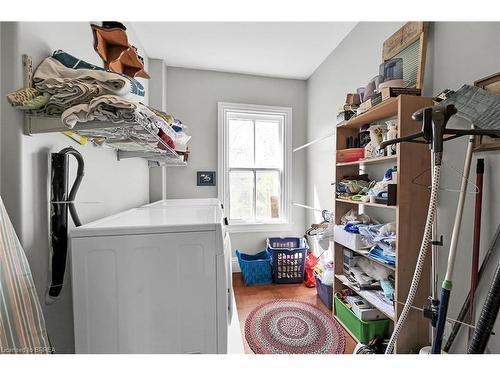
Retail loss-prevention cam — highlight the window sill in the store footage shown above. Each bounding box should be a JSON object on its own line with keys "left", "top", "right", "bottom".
{"left": 226, "top": 222, "right": 293, "bottom": 233}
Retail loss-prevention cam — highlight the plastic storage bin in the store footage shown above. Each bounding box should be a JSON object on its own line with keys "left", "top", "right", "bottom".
{"left": 315, "top": 275, "right": 333, "bottom": 310}
{"left": 336, "top": 148, "right": 364, "bottom": 163}
{"left": 334, "top": 294, "right": 390, "bottom": 343}
{"left": 236, "top": 249, "right": 272, "bottom": 286}
{"left": 333, "top": 225, "right": 370, "bottom": 251}
{"left": 267, "top": 237, "right": 308, "bottom": 284}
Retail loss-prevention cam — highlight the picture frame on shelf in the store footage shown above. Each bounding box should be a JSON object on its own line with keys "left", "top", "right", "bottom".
{"left": 473, "top": 72, "right": 500, "bottom": 152}
{"left": 382, "top": 22, "right": 429, "bottom": 90}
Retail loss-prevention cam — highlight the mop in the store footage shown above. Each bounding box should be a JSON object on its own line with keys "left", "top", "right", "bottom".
{"left": 378, "top": 85, "right": 500, "bottom": 354}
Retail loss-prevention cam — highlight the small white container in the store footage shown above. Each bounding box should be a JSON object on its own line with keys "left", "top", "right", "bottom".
{"left": 334, "top": 225, "right": 370, "bottom": 251}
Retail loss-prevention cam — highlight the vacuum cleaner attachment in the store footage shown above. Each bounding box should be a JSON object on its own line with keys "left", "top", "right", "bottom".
{"left": 444, "top": 222, "right": 500, "bottom": 352}
{"left": 467, "top": 262, "right": 500, "bottom": 354}
{"left": 47, "top": 147, "right": 84, "bottom": 303}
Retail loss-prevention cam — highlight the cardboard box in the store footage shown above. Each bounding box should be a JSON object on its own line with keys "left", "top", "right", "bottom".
{"left": 380, "top": 87, "right": 421, "bottom": 101}
{"left": 345, "top": 295, "right": 386, "bottom": 321}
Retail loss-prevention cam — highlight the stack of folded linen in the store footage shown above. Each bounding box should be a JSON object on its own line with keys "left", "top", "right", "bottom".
{"left": 357, "top": 223, "right": 396, "bottom": 266}
{"left": 6, "top": 50, "right": 191, "bottom": 154}
{"left": 7, "top": 50, "right": 146, "bottom": 115}
{"left": 60, "top": 95, "right": 178, "bottom": 150}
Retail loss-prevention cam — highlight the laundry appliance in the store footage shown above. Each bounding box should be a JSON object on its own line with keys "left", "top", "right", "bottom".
{"left": 70, "top": 200, "right": 234, "bottom": 353}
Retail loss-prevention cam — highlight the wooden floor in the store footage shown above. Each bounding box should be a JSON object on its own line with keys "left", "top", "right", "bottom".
{"left": 233, "top": 273, "right": 357, "bottom": 354}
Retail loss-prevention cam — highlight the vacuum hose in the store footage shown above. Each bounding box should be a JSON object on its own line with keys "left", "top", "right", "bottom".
{"left": 60, "top": 147, "right": 84, "bottom": 227}
{"left": 47, "top": 147, "right": 84, "bottom": 301}
{"left": 467, "top": 262, "right": 500, "bottom": 353}
{"left": 385, "top": 163, "right": 441, "bottom": 354}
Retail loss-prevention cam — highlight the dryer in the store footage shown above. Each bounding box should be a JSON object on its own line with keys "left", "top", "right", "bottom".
{"left": 70, "top": 201, "right": 233, "bottom": 353}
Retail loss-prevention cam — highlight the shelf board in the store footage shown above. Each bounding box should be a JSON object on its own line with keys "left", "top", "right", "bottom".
{"left": 335, "top": 274, "right": 395, "bottom": 320}
{"left": 25, "top": 115, "right": 187, "bottom": 166}
{"left": 336, "top": 154, "right": 397, "bottom": 167}
{"left": 335, "top": 198, "right": 397, "bottom": 209}
{"left": 337, "top": 97, "right": 399, "bottom": 129}
{"left": 334, "top": 241, "right": 396, "bottom": 271}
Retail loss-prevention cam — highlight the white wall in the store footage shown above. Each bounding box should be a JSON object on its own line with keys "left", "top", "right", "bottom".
{"left": 306, "top": 21, "right": 500, "bottom": 353}
{"left": 165, "top": 67, "right": 308, "bottom": 254}
{"left": 0, "top": 22, "right": 151, "bottom": 353}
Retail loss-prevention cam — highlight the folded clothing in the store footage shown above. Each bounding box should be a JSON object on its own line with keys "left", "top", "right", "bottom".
{"left": 52, "top": 50, "right": 145, "bottom": 97}
{"left": 61, "top": 95, "right": 178, "bottom": 150}
{"left": 34, "top": 56, "right": 143, "bottom": 102}
{"left": 367, "top": 247, "right": 395, "bottom": 266}
{"left": 6, "top": 87, "right": 51, "bottom": 110}
{"left": 28, "top": 80, "right": 108, "bottom": 115}
{"left": 6, "top": 87, "right": 40, "bottom": 106}
{"left": 358, "top": 223, "right": 396, "bottom": 257}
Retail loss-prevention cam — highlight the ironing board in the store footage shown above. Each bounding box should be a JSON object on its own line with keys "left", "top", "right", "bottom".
{"left": 0, "top": 196, "right": 51, "bottom": 354}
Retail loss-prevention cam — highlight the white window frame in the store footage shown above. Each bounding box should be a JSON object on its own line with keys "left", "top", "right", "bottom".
{"left": 218, "top": 102, "right": 292, "bottom": 233}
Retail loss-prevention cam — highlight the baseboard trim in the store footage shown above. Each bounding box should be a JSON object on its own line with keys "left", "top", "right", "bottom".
{"left": 232, "top": 257, "right": 240, "bottom": 273}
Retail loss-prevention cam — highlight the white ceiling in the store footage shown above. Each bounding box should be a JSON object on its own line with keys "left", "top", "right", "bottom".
{"left": 131, "top": 22, "right": 356, "bottom": 80}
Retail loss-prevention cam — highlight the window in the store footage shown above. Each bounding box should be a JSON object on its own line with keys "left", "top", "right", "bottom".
{"left": 218, "top": 102, "right": 292, "bottom": 232}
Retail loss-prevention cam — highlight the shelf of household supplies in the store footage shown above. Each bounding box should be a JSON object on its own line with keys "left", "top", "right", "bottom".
{"left": 336, "top": 155, "right": 397, "bottom": 167}
{"left": 335, "top": 198, "right": 397, "bottom": 209}
{"left": 337, "top": 97, "right": 399, "bottom": 130}
{"left": 335, "top": 274, "right": 395, "bottom": 320}
{"left": 335, "top": 242, "right": 396, "bottom": 271}
{"left": 24, "top": 115, "right": 187, "bottom": 166}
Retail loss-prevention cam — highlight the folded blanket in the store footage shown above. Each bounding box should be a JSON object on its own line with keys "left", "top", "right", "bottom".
{"left": 52, "top": 50, "right": 145, "bottom": 98}
{"left": 29, "top": 80, "right": 107, "bottom": 116}
{"left": 6, "top": 87, "right": 51, "bottom": 110}
{"left": 6, "top": 87, "right": 40, "bottom": 106}
{"left": 61, "top": 95, "right": 140, "bottom": 127}
{"left": 34, "top": 57, "right": 143, "bottom": 102}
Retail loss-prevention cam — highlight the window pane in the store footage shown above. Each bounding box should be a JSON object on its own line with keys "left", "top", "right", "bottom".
{"left": 229, "top": 119, "right": 254, "bottom": 167}
{"left": 229, "top": 171, "right": 255, "bottom": 220}
{"left": 255, "top": 120, "right": 282, "bottom": 168}
{"left": 256, "top": 170, "right": 281, "bottom": 220}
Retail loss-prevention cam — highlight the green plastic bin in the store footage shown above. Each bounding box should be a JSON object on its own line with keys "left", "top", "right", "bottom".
{"left": 334, "top": 295, "right": 390, "bottom": 343}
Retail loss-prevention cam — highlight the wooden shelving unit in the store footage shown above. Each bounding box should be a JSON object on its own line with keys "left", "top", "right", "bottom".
{"left": 333, "top": 95, "right": 433, "bottom": 353}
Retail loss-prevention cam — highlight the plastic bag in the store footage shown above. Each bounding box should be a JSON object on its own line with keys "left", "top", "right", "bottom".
{"left": 304, "top": 251, "right": 319, "bottom": 288}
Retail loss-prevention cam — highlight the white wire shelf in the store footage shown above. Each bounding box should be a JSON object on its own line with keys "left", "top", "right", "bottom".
{"left": 24, "top": 115, "right": 187, "bottom": 167}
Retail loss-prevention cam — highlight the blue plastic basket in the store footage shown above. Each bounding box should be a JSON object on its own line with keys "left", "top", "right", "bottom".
{"left": 236, "top": 249, "right": 272, "bottom": 286}
{"left": 267, "top": 237, "right": 308, "bottom": 284}
{"left": 315, "top": 276, "right": 333, "bottom": 310}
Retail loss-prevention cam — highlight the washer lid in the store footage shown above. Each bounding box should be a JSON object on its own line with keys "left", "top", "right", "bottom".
{"left": 70, "top": 205, "right": 223, "bottom": 238}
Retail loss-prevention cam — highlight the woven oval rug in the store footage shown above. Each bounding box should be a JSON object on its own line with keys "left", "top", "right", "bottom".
{"left": 244, "top": 299, "right": 345, "bottom": 354}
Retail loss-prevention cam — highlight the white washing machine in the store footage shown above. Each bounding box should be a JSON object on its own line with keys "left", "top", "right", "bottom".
{"left": 70, "top": 200, "right": 236, "bottom": 353}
